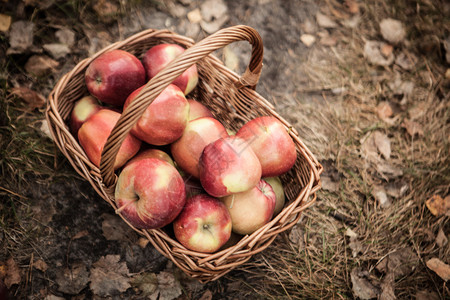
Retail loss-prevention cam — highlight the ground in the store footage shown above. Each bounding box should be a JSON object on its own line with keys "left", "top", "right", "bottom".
{"left": 0, "top": 0, "right": 449, "bottom": 299}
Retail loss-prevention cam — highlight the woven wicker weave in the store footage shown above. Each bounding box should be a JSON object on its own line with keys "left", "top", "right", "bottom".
{"left": 45, "top": 25, "right": 322, "bottom": 282}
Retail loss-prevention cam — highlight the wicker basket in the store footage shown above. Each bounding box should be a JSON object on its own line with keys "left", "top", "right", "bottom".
{"left": 45, "top": 25, "right": 323, "bottom": 283}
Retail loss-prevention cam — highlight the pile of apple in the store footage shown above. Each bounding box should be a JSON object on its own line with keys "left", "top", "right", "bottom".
{"left": 70, "top": 44, "right": 298, "bottom": 254}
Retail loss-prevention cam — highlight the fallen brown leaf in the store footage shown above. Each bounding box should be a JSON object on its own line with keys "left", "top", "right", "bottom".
{"left": 25, "top": 55, "right": 59, "bottom": 77}
{"left": 199, "top": 289, "right": 213, "bottom": 300}
{"left": 9, "top": 87, "right": 45, "bottom": 109}
{"left": 380, "top": 43, "right": 394, "bottom": 58}
{"left": 426, "top": 258, "right": 450, "bottom": 281}
{"left": 5, "top": 257, "right": 21, "bottom": 288}
{"left": 345, "top": 0, "right": 360, "bottom": 14}
{"left": 415, "top": 290, "right": 440, "bottom": 300}
{"left": 350, "top": 268, "right": 380, "bottom": 299}
{"left": 131, "top": 272, "right": 158, "bottom": 297}
{"left": 54, "top": 263, "right": 89, "bottom": 295}
{"left": 90, "top": 255, "right": 131, "bottom": 297}
{"left": 316, "top": 12, "right": 337, "bottom": 28}
{"left": 376, "top": 248, "right": 418, "bottom": 278}
{"left": 71, "top": 230, "right": 89, "bottom": 240}
{"left": 426, "top": 195, "right": 450, "bottom": 217}
{"left": 372, "top": 185, "right": 391, "bottom": 208}
{"left": 364, "top": 40, "right": 395, "bottom": 66}
{"left": 436, "top": 228, "right": 448, "bottom": 247}
{"left": 377, "top": 101, "right": 394, "bottom": 119}
{"left": 379, "top": 18, "right": 406, "bottom": 44}
{"left": 92, "top": 0, "right": 120, "bottom": 23}
{"left": 374, "top": 131, "right": 391, "bottom": 160}
{"left": 300, "top": 34, "right": 316, "bottom": 47}
{"left": 7, "top": 21, "right": 34, "bottom": 54}
{"left": 0, "top": 13, "right": 11, "bottom": 32}
{"left": 33, "top": 259, "right": 48, "bottom": 272}
{"left": 401, "top": 118, "right": 424, "bottom": 137}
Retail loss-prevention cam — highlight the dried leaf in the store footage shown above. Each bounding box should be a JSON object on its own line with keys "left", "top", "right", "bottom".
{"left": 43, "top": 43, "right": 70, "bottom": 59}
{"left": 25, "top": 55, "right": 59, "bottom": 77}
{"left": 316, "top": 12, "right": 337, "bottom": 28}
{"left": 426, "top": 195, "right": 450, "bottom": 217}
{"left": 361, "top": 132, "right": 379, "bottom": 163}
{"left": 90, "top": 255, "right": 131, "bottom": 297}
{"left": 72, "top": 230, "right": 89, "bottom": 240}
{"left": 350, "top": 268, "right": 380, "bottom": 299}
{"left": 364, "top": 40, "right": 395, "bottom": 66}
{"left": 5, "top": 258, "right": 20, "bottom": 288}
{"left": 379, "top": 272, "right": 396, "bottom": 300}
{"left": 55, "top": 28, "right": 75, "bottom": 47}
{"left": 33, "top": 259, "right": 48, "bottom": 272}
{"left": 199, "top": 289, "right": 213, "bottom": 300}
{"left": 373, "top": 185, "right": 391, "bottom": 208}
{"left": 436, "top": 228, "right": 448, "bottom": 247}
{"left": 0, "top": 13, "right": 12, "bottom": 32}
{"left": 55, "top": 263, "right": 89, "bottom": 295}
{"left": 380, "top": 43, "right": 394, "bottom": 58}
{"left": 408, "top": 101, "right": 427, "bottom": 120}
{"left": 150, "top": 271, "right": 182, "bottom": 300}
{"left": 345, "top": 0, "right": 360, "bottom": 14}
{"left": 379, "top": 18, "right": 406, "bottom": 44}
{"left": 187, "top": 8, "right": 202, "bottom": 23}
{"left": 39, "top": 119, "right": 54, "bottom": 140}
{"left": 376, "top": 161, "right": 403, "bottom": 178}
{"left": 377, "top": 101, "right": 394, "bottom": 119}
{"left": 9, "top": 87, "right": 45, "bottom": 109}
{"left": 101, "top": 213, "right": 137, "bottom": 242}
{"left": 200, "top": 0, "right": 228, "bottom": 22}
{"left": 374, "top": 131, "right": 391, "bottom": 160}
{"left": 7, "top": 21, "right": 34, "bottom": 54}
{"left": 401, "top": 119, "right": 423, "bottom": 137}
{"left": 92, "top": 0, "right": 120, "bottom": 23}
{"left": 415, "top": 290, "right": 440, "bottom": 300}
{"left": 138, "top": 237, "right": 150, "bottom": 249}
{"left": 321, "top": 176, "right": 339, "bottom": 192}
{"left": 200, "top": 14, "right": 229, "bottom": 34}
{"left": 300, "top": 34, "right": 316, "bottom": 47}
{"left": 376, "top": 248, "right": 418, "bottom": 278}
{"left": 131, "top": 272, "right": 158, "bottom": 297}
{"left": 395, "top": 52, "right": 417, "bottom": 70}
{"left": 426, "top": 258, "right": 450, "bottom": 281}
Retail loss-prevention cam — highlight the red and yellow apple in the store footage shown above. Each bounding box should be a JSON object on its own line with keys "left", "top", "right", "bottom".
{"left": 142, "top": 44, "right": 198, "bottom": 95}
{"left": 263, "top": 176, "right": 286, "bottom": 215}
{"left": 187, "top": 99, "right": 213, "bottom": 120}
{"left": 85, "top": 49, "right": 146, "bottom": 107}
{"left": 221, "top": 179, "right": 276, "bottom": 235}
{"left": 123, "top": 84, "right": 190, "bottom": 145}
{"left": 173, "top": 194, "right": 232, "bottom": 253}
{"left": 199, "top": 136, "right": 262, "bottom": 197}
{"left": 128, "top": 148, "right": 174, "bottom": 166}
{"left": 115, "top": 158, "right": 186, "bottom": 229}
{"left": 171, "top": 117, "right": 228, "bottom": 178}
{"left": 236, "top": 116, "right": 297, "bottom": 177}
{"left": 70, "top": 95, "right": 102, "bottom": 136}
{"left": 78, "top": 109, "right": 141, "bottom": 170}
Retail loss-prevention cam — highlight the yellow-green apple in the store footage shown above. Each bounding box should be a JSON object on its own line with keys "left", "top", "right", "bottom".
{"left": 123, "top": 84, "right": 190, "bottom": 145}
{"left": 236, "top": 116, "right": 297, "bottom": 177}
{"left": 221, "top": 179, "right": 276, "bottom": 235}
{"left": 70, "top": 95, "right": 102, "bottom": 137}
{"left": 263, "top": 176, "right": 286, "bottom": 215}
{"left": 187, "top": 99, "right": 213, "bottom": 120}
{"left": 173, "top": 194, "right": 231, "bottom": 253}
{"left": 142, "top": 44, "right": 198, "bottom": 95}
{"left": 170, "top": 117, "right": 228, "bottom": 178}
{"left": 115, "top": 158, "right": 186, "bottom": 229}
{"left": 78, "top": 109, "right": 141, "bottom": 170}
{"left": 85, "top": 49, "right": 146, "bottom": 107}
{"left": 198, "top": 136, "right": 262, "bottom": 197}
{"left": 128, "top": 148, "right": 174, "bottom": 166}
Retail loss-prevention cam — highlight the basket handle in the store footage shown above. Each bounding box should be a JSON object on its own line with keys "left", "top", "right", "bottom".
{"left": 100, "top": 25, "right": 264, "bottom": 187}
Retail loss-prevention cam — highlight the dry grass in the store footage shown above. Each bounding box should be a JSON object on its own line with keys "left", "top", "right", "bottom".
{"left": 240, "top": 0, "right": 450, "bottom": 299}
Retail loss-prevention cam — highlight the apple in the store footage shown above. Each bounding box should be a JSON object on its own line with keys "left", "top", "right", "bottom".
{"left": 70, "top": 95, "right": 102, "bottom": 136}
{"left": 221, "top": 179, "right": 276, "bottom": 235}
{"left": 115, "top": 158, "right": 186, "bottom": 229}
{"left": 263, "top": 177, "right": 286, "bottom": 215}
{"left": 78, "top": 109, "right": 141, "bottom": 170}
{"left": 173, "top": 194, "right": 232, "bottom": 253}
{"left": 123, "top": 84, "right": 190, "bottom": 145}
{"left": 128, "top": 148, "right": 174, "bottom": 166}
{"left": 187, "top": 99, "right": 213, "bottom": 121}
{"left": 142, "top": 44, "right": 198, "bottom": 95}
{"left": 198, "top": 136, "right": 262, "bottom": 197}
{"left": 85, "top": 49, "right": 146, "bottom": 107}
{"left": 236, "top": 116, "right": 297, "bottom": 177}
{"left": 171, "top": 117, "right": 228, "bottom": 178}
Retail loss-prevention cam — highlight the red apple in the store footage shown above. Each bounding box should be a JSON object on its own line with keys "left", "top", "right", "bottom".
{"left": 70, "top": 95, "right": 102, "bottom": 136}
{"left": 128, "top": 148, "right": 174, "bottom": 166}
{"left": 263, "top": 176, "right": 286, "bottom": 215}
{"left": 142, "top": 44, "right": 198, "bottom": 95}
{"left": 78, "top": 109, "right": 141, "bottom": 170}
{"left": 173, "top": 194, "right": 232, "bottom": 253}
{"left": 221, "top": 179, "right": 276, "bottom": 235}
{"left": 187, "top": 99, "right": 213, "bottom": 120}
{"left": 123, "top": 84, "right": 189, "bottom": 145}
{"left": 199, "top": 136, "right": 262, "bottom": 197}
{"left": 236, "top": 116, "right": 297, "bottom": 177}
{"left": 171, "top": 117, "right": 228, "bottom": 178}
{"left": 85, "top": 49, "right": 146, "bottom": 107}
{"left": 115, "top": 158, "right": 186, "bottom": 229}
